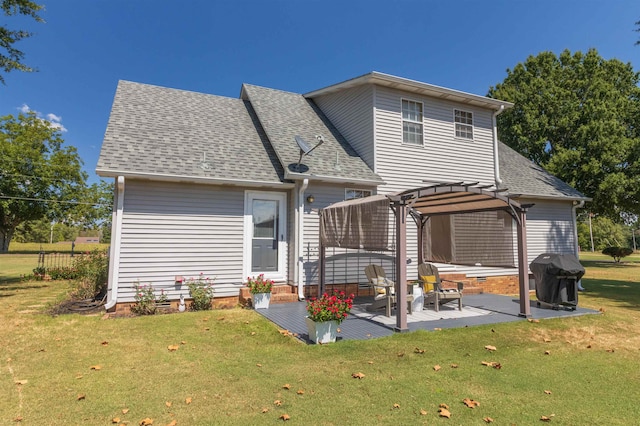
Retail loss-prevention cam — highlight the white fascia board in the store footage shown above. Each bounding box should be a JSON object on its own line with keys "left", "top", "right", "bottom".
{"left": 284, "top": 170, "right": 384, "bottom": 187}
{"left": 510, "top": 193, "right": 592, "bottom": 202}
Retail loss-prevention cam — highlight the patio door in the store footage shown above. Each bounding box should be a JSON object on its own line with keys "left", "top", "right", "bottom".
{"left": 244, "top": 191, "right": 287, "bottom": 281}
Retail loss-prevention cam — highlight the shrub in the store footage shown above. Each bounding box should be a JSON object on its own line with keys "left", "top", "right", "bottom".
{"left": 47, "top": 266, "right": 80, "bottom": 280}
{"left": 602, "top": 246, "right": 633, "bottom": 263}
{"left": 131, "top": 282, "right": 168, "bottom": 315}
{"left": 70, "top": 249, "right": 109, "bottom": 299}
{"left": 186, "top": 273, "right": 215, "bottom": 311}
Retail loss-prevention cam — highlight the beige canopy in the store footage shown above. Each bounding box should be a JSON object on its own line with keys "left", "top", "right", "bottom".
{"left": 319, "top": 182, "right": 532, "bottom": 331}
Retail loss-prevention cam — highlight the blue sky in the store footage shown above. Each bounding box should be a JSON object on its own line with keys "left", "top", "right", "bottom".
{"left": 2, "top": 0, "right": 639, "bottom": 184}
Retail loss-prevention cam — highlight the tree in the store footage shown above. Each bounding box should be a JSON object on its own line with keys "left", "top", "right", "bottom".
{"left": 488, "top": 49, "right": 640, "bottom": 221}
{"left": 577, "top": 214, "right": 628, "bottom": 251}
{"left": 0, "top": 112, "right": 87, "bottom": 252}
{"left": 1, "top": 0, "right": 44, "bottom": 84}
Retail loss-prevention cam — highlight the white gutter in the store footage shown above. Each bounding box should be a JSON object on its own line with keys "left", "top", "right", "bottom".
{"left": 492, "top": 104, "right": 506, "bottom": 186}
{"left": 105, "top": 176, "right": 125, "bottom": 310}
{"left": 295, "top": 179, "right": 309, "bottom": 300}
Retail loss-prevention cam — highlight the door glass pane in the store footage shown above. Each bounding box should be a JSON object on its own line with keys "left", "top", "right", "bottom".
{"left": 252, "top": 200, "right": 277, "bottom": 238}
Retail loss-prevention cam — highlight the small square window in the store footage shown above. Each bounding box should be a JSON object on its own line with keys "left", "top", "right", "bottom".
{"left": 454, "top": 109, "right": 473, "bottom": 140}
{"left": 345, "top": 188, "right": 372, "bottom": 200}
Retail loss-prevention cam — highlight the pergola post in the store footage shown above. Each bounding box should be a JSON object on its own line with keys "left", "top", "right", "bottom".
{"left": 393, "top": 201, "right": 409, "bottom": 332}
{"left": 416, "top": 216, "right": 425, "bottom": 265}
{"left": 517, "top": 208, "right": 531, "bottom": 317}
{"left": 318, "top": 241, "right": 326, "bottom": 298}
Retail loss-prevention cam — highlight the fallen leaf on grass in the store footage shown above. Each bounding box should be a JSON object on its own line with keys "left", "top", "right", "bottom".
{"left": 463, "top": 398, "right": 480, "bottom": 408}
{"left": 90, "top": 365, "right": 102, "bottom": 370}
{"left": 166, "top": 420, "right": 177, "bottom": 426}
{"left": 261, "top": 408, "right": 269, "bottom": 413}
{"left": 439, "top": 403, "right": 449, "bottom": 409}
{"left": 433, "top": 327, "right": 442, "bottom": 331}
{"left": 282, "top": 384, "right": 291, "bottom": 390}
{"left": 352, "top": 372, "right": 365, "bottom": 379}
{"left": 420, "top": 409, "right": 427, "bottom": 415}
{"left": 204, "top": 327, "right": 210, "bottom": 331}
{"left": 414, "top": 347, "right": 425, "bottom": 354}
{"left": 296, "top": 390, "right": 304, "bottom": 395}
{"left": 256, "top": 363, "right": 262, "bottom": 367}
{"left": 433, "top": 365, "right": 441, "bottom": 371}
{"left": 393, "top": 403, "right": 400, "bottom": 409}
{"left": 544, "top": 350, "right": 551, "bottom": 355}
{"left": 181, "top": 341, "right": 186, "bottom": 345}
{"left": 541, "top": 414, "right": 555, "bottom": 422}
{"left": 279, "top": 414, "right": 290, "bottom": 421}
{"left": 14, "top": 416, "right": 23, "bottom": 422}
{"left": 250, "top": 332, "right": 256, "bottom": 336}
{"left": 606, "top": 349, "right": 615, "bottom": 353}
{"left": 274, "top": 400, "right": 282, "bottom": 406}
{"left": 544, "top": 390, "right": 552, "bottom": 395}
{"left": 397, "top": 352, "right": 405, "bottom": 357}
{"left": 122, "top": 408, "right": 129, "bottom": 414}
{"left": 218, "top": 317, "right": 225, "bottom": 321}
{"left": 165, "top": 401, "right": 172, "bottom": 407}
{"left": 368, "top": 361, "right": 374, "bottom": 365}
{"left": 167, "top": 345, "right": 179, "bottom": 352}
{"left": 484, "top": 345, "right": 497, "bottom": 351}
{"left": 544, "top": 338, "right": 552, "bottom": 343}
{"left": 185, "top": 397, "right": 192, "bottom": 405}
{"left": 528, "top": 318, "right": 540, "bottom": 323}
{"left": 139, "top": 418, "right": 153, "bottom": 425}
{"left": 586, "top": 344, "right": 592, "bottom": 349}
{"left": 101, "top": 341, "right": 109, "bottom": 346}
{"left": 14, "top": 380, "right": 28, "bottom": 385}
{"left": 438, "top": 407, "right": 451, "bottom": 418}
{"left": 450, "top": 364, "right": 459, "bottom": 368}
{"left": 483, "top": 417, "right": 494, "bottom": 423}
{"left": 77, "top": 394, "right": 86, "bottom": 401}
{"left": 112, "top": 418, "right": 120, "bottom": 424}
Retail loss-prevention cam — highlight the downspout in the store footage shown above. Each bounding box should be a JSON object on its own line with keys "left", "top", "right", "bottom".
{"left": 296, "top": 179, "right": 309, "bottom": 300}
{"left": 492, "top": 105, "right": 505, "bottom": 186}
{"left": 572, "top": 200, "right": 586, "bottom": 290}
{"left": 104, "top": 176, "right": 125, "bottom": 310}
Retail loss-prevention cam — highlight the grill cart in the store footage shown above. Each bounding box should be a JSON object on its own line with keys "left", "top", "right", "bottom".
{"left": 530, "top": 253, "right": 585, "bottom": 310}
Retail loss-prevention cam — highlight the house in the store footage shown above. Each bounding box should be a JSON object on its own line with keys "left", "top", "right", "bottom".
{"left": 96, "top": 72, "right": 587, "bottom": 313}
{"left": 74, "top": 236, "right": 100, "bottom": 244}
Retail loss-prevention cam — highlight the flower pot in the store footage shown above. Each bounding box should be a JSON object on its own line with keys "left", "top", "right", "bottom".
{"left": 252, "top": 292, "right": 271, "bottom": 309}
{"left": 305, "top": 316, "right": 339, "bottom": 344}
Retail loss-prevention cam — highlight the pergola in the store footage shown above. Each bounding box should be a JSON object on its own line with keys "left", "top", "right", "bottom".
{"left": 318, "top": 182, "right": 532, "bottom": 332}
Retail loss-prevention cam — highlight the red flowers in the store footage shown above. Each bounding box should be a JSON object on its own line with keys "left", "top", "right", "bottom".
{"left": 306, "top": 291, "right": 354, "bottom": 324}
{"left": 246, "top": 274, "right": 274, "bottom": 294}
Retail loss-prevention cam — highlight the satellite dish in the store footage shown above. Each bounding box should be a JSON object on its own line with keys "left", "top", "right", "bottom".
{"left": 293, "top": 135, "right": 325, "bottom": 172}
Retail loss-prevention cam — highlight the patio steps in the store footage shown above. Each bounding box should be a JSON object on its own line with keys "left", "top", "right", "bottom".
{"left": 239, "top": 284, "right": 299, "bottom": 305}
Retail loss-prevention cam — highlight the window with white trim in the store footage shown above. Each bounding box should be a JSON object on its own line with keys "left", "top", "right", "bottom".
{"left": 402, "top": 99, "right": 423, "bottom": 145}
{"left": 345, "top": 189, "right": 372, "bottom": 200}
{"left": 454, "top": 109, "right": 473, "bottom": 140}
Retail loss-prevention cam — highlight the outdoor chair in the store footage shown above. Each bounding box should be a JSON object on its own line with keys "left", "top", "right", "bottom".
{"left": 364, "top": 264, "right": 413, "bottom": 317}
{"left": 418, "top": 262, "right": 464, "bottom": 311}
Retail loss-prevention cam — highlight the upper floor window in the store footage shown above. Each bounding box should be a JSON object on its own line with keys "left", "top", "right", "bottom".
{"left": 454, "top": 109, "right": 473, "bottom": 140}
{"left": 345, "top": 188, "right": 372, "bottom": 200}
{"left": 402, "top": 99, "right": 423, "bottom": 145}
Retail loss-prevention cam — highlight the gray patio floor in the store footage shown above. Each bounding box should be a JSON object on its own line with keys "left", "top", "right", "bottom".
{"left": 257, "top": 294, "right": 599, "bottom": 344}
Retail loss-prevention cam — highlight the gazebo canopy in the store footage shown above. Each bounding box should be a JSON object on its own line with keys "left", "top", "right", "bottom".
{"left": 319, "top": 182, "right": 531, "bottom": 331}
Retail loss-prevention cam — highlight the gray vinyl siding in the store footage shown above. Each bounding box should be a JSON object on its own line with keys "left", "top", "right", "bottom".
{"left": 312, "top": 85, "right": 375, "bottom": 170}
{"left": 374, "top": 86, "right": 496, "bottom": 193}
{"left": 116, "top": 180, "right": 288, "bottom": 302}
{"left": 521, "top": 198, "right": 577, "bottom": 266}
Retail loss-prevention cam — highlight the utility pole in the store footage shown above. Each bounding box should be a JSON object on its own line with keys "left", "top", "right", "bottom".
{"left": 50, "top": 221, "right": 54, "bottom": 244}
{"left": 588, "top": 213, "right": 594, "bottom": 252}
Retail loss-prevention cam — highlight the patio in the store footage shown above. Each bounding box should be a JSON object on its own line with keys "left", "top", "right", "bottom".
{"left": 258, "top": 294, "right": 599, "bottom": 344}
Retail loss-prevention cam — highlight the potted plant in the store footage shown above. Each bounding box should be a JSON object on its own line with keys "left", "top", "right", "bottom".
{"left": 305, "top": 291, "right": 354, "bottom": 344}
{"left": 246, "top": 274, "right": 274, "bottom": 309}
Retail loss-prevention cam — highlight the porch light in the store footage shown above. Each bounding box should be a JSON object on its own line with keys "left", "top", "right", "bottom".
{"left": 306, "top": 195, "right": 315, "bottom": 204}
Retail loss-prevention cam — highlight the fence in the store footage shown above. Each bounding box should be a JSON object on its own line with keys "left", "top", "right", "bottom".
{"left": 37, "top": 251, "right": 81, "bottom": 272}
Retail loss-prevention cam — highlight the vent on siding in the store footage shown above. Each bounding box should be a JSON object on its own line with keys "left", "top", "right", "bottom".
{"left": 477, "top": 276, "right": 487, "bottom": 283}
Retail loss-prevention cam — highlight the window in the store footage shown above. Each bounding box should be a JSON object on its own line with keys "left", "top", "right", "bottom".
{"left": 345, "top": 188, "right": 372, "bottom": 200}
{"left": 454, "top": 109, "right": 473, "bottom": 140}
{"left": 402, "top": 99, "right": 423, "bottom": 145}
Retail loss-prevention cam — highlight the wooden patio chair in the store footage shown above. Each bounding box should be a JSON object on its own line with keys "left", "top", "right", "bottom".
{"left": 418, "top": 262, "right": 464, "bottom": 311}
{"left": 364, "top": 264, "right": 412, "bottom": 317}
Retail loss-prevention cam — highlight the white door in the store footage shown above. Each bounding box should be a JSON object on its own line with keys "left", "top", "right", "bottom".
{"left": 244, "top": 191, "right": 287, "bottom": 281}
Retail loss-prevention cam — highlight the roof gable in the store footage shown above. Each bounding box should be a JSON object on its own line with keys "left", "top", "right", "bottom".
{"left": 241, "top": 84, "right": 383, "bottom": 185}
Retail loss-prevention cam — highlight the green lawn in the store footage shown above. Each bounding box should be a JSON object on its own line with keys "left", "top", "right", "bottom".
{"left": 1, "top": 254, "right": 639, "bottom": 424}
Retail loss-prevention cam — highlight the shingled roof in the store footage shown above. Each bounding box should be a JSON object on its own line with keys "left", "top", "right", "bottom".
{"left": 241, "top": 84, "right": 383, "bottom": 185}
{"left": 498, "top": 142, "right": 588, "bottom": 200}
{"left": 96, "top": 81, "right": 284, "bottom": 185}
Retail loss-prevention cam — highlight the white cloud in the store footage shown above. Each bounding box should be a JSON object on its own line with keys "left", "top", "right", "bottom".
{"left": 16, "top": 104, "right": 68, "bottom": 132}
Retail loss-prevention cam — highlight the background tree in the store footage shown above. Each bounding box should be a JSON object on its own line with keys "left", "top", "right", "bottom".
{"left": 577, "top": 215, "right": 629, "bottom": 251}
{"left": 0, "top": 112, "right": 87, "bottom": 252}
{"left": 1, "top": 0, "right": 44, "bottom": 84}
{"left": 488, "top": 49, "right": 640, "bottom": 222}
